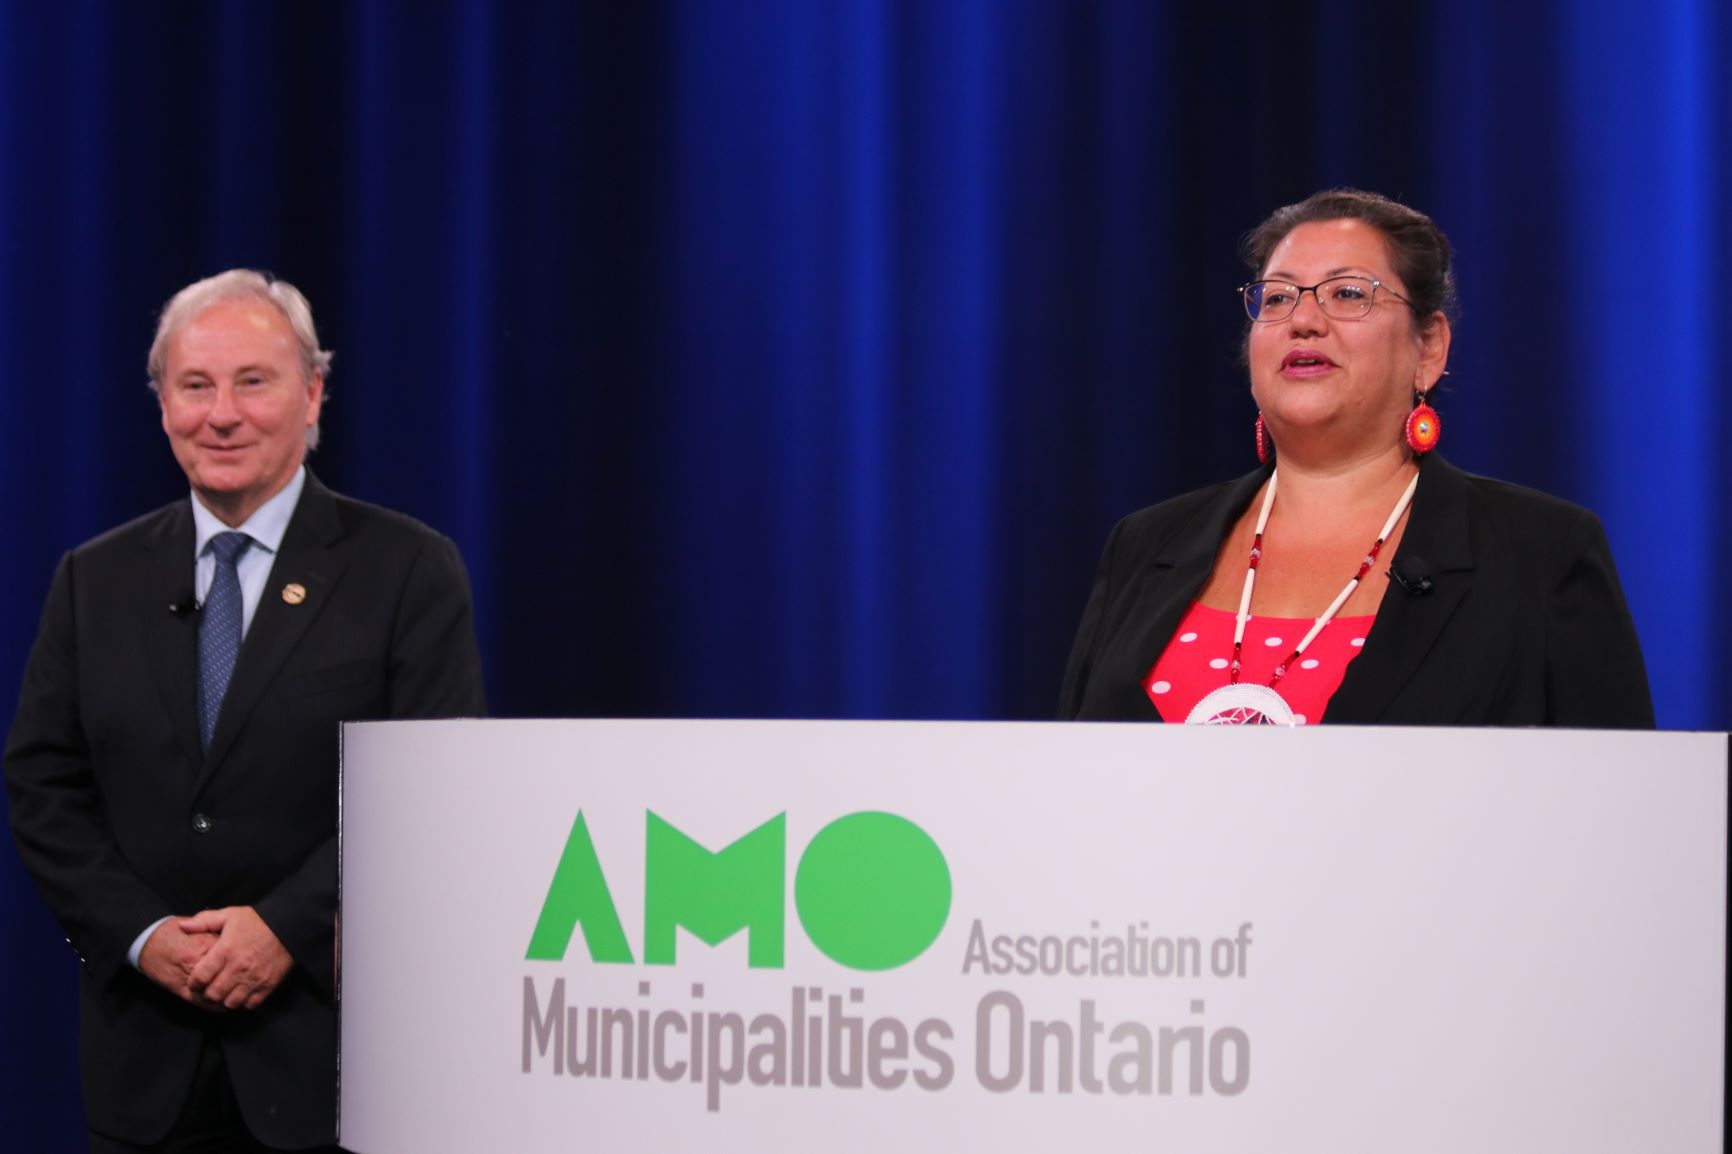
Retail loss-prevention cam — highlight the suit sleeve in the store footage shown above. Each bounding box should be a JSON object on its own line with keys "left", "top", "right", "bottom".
{"left": 4, "top": 553, "right": 174, "bottom": 984}
{"left": 1545, "top": 512, "right": 1655, "bottom": 728}
{"left": 383, "top": 533, "right": 488, "bottom": 720}
{"left": 254, "top": 532, "right": 486, "bottom": 993}
{"left": 1058, "top": 519, "right": 1124, "bottom": 720}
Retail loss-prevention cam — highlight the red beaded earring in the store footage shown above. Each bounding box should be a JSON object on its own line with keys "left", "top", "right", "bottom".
{"left": 1404, "top": 389, "right": 1441, "bottom": 454}
{"left": 1255, "top": 412, "right": 1275, "bottom": 465}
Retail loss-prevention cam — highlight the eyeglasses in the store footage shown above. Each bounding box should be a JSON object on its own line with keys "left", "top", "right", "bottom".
{"left": 1239, "top": 276, "right": 1413, "bottom": 323}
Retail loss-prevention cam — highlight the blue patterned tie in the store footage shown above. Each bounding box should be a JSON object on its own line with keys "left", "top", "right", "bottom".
{"left": 198, "top": 531, "right": 253, "bottom": 750}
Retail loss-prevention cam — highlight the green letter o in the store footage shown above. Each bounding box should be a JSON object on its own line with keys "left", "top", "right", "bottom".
{"left": 794, "top": 812, "right": 951, "bottom": 971}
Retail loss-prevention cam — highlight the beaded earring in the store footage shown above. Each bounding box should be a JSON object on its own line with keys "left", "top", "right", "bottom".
{"left": 1404, "top": 390, "right": 1441, "bottom": 454}
{"left": 1255, "top": 412, "right": 1275, "bottom": 465}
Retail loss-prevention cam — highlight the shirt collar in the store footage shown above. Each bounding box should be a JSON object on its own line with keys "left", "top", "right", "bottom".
{"left": 191, "top": 467, "right": 308, "bottom": 558}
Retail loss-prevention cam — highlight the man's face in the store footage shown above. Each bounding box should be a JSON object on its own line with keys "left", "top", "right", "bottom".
{"left": 159, "top": 299, "right": 324, "bottom": 527}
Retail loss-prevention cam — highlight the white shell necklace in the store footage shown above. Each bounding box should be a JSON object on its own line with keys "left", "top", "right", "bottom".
{"left": 1184, "top": 467, "right": 1419, "bottom": 725}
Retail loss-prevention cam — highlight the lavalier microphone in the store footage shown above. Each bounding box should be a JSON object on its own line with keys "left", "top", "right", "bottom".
{"left": 1390, "top": 554, "right": 1435, "bottom": 596}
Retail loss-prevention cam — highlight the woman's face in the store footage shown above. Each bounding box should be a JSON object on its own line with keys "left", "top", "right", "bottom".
{"left": 1248, "top": 218, "right": 1449, "bottom": 457}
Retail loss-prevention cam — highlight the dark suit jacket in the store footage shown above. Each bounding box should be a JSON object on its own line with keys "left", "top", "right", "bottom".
{"left": 1060, "top": 455, "right": 1655, "bottom": 727}
{"left": 4, "top": 473, "right": 486, "bottom": 1149}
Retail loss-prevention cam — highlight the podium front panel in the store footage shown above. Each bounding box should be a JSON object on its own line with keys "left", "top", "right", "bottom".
{"left": 338, "top": 721, "right": 1727, "bottom": 1153}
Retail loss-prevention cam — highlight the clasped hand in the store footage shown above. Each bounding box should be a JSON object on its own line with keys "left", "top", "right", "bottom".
{"left": 138, "top": 906, "right": 293, "bottom": 1011}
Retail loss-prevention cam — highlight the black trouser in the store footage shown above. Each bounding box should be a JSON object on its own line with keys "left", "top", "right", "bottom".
{"left": 88, "top": 1038, "right": 343, "bottom": 1154}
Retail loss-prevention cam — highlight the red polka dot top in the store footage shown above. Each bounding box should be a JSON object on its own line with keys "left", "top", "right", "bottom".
{"left": 1143, "top": 603, "right": 1374, "bottom": 725}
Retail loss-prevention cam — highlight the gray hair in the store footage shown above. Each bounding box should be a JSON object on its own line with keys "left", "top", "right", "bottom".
{"left": 146, "top": 269, "right": 334, "bottom": 450}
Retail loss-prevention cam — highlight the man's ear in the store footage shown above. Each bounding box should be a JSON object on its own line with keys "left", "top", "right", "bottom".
{"left": 304, "top": 372, "right": 325, "bottom": 427}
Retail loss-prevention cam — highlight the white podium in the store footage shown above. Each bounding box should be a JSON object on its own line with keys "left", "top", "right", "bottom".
{"left": 338, "top": 721, "right": 1727, "bottom": 1153}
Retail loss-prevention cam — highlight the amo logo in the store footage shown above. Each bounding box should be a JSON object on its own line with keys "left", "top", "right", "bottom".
{"left": 526, "top": 810, "right": 951, "bottom": 972}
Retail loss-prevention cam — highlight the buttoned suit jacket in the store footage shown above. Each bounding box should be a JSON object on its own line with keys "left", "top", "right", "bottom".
{"left": 1060, "top": 454, "right": 1655, "bottom": 727}
{"left": 4, "top": 473, "right": 486, "bottom": 1148}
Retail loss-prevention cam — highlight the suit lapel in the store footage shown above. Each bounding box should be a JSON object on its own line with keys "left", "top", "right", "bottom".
{"left": 1323, "top": 454, "right": 1475, "bottom": 723}
{"left": 1097, "top": 468, "right": 1269, "bottom": 721}
{"left": 198, "top": 475, "right": 350, "bottom": 787}
{"left": 140, "top": 503, "right": 205, "bottom": 768}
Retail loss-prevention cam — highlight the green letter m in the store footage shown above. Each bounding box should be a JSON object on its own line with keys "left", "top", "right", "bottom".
{"left": 644, "top": 811, "right": 785, "bottom": 968}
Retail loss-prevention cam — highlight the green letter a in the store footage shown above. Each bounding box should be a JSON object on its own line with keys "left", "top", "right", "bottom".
{"left": 644, "top": 812, "right": 784, "bottom": 967}
{"left": 525, "top": 811, "right": 634, "bottom": 962}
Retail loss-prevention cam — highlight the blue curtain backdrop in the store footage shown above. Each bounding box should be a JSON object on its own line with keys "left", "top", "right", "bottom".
{"left": 2, "top": 1, "right": 1725, "bottom": 1143}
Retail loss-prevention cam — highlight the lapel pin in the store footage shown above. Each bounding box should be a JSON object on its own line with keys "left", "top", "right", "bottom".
{"left": 282, "top": 583, "right": 307, "bottom": 605}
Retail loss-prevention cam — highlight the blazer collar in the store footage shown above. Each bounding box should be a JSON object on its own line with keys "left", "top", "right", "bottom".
{"left": 1153, "top": 466, "right": 1272, "bottom": 572}
{"left": 1094, "top": 466, "right": 1272, "bottom": 722}
{"left": 196, "top": 471, "right": 352, "bottom": 785}
{"left": 1323, "top": 453, "right": 1476, "bottom": 723}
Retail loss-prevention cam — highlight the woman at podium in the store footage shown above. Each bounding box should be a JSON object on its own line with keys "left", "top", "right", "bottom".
{"left": 1059, "top": 188, "right": 1653, "bottom": 728}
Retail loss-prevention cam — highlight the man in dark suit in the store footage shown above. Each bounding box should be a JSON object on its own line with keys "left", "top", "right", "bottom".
{"left": 4, "top": 271, "right": 486, "bottom": 1151}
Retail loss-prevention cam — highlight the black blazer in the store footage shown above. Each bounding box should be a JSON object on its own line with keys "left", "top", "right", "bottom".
{"left": 4, "top": 473, "right": 486, "bottom": 1148}
{"left": 1060, "top": 455, "right": 1655, "bottom": 727}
